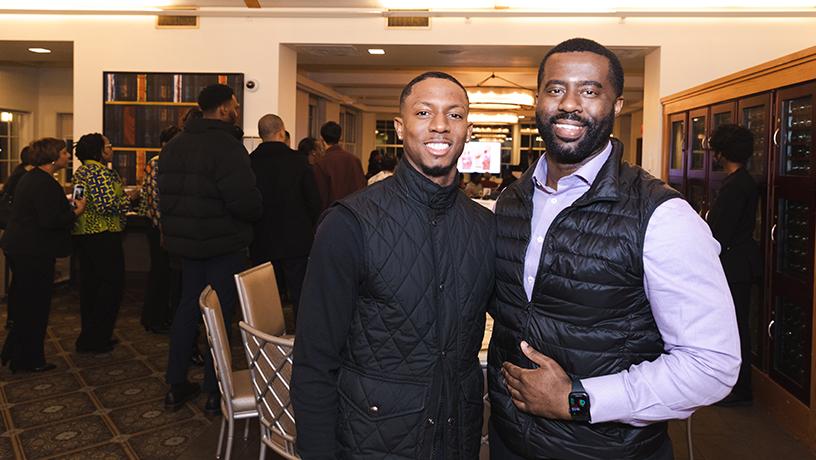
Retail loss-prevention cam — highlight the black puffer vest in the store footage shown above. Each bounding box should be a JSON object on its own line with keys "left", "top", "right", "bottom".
{"left": 488, "top": 140, "right": 682, "bottom": 459}
{"left": 335, "top": 162, "right": 495, "bottom": 459}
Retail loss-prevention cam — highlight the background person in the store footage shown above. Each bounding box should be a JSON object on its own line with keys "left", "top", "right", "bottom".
{"left": 1, "top": 138, "right": 85, "bottom": 373}
{"left": 139, "top": 125, "right": 182, "bottom": 334}
{"left": 312, "top": 121, "right": 365, "bottom": 210}
{"left": 297, "top": 136, "right": 324, "bottom": 166}
{"left": 708, "top": 123, "right": 761, "bottom": 406}
{"left": 366, "top": 151, "right": 397, "bottom": 185}
{"left": 250, "top": 114, "right": 320, "bottom": 326}
{"left": 72, "top": 133, "right": 135, "bottom": 354}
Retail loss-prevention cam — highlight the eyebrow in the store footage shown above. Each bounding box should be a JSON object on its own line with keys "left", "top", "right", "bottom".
{"left": 413, "top": 101, "right": 467, "bottom": 110}
{"left": 544, "top": 79, "right": 604, "bottom": 89}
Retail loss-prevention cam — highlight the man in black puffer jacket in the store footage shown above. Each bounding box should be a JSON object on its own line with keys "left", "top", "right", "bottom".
{"left": 158, "top": 83, "right": 262, "bottom": 414}
{"left": 488, "top": 38, "right": 740, "bottom": 459}
{"left": 292, "top": 72, "right": 495, "bottom": 459}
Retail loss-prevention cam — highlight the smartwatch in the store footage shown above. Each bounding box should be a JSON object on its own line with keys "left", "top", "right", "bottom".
{"left": 568, "top": 378, "right": 591, "bottom": 422}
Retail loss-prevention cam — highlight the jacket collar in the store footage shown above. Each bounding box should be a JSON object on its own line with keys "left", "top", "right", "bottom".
{"left": 393, "top": 160, "right": 459, "bottom": 210}
{"left": 184, "top": 118, "right": 244, "bottom": 139}
{"left": 511, "top": 138, "right": 625, "bottom": 210}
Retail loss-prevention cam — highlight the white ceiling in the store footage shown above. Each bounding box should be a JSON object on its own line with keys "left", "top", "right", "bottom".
{"left": 296, "top": 44, "right": 651, "bottom": 113}
{"left": 0, "top": 41, "right": 73, "bottom": 68}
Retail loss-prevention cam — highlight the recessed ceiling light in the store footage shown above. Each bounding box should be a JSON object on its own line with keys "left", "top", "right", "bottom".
{"left": 28, "top": 47, "right": 52, "bottom": 54}
{"left": 368, "top": 49, "right": 386, "bottom": 55}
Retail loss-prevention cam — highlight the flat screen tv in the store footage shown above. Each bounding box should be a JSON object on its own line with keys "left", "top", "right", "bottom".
{"left": 457, "top": 141, "right": 501, "bottom": 174}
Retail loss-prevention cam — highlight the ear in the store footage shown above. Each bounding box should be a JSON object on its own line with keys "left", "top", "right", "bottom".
{"left": 466, "top": 121, "right": 474, "bottom": 142}
{"left": 393, "top": 117, "right": 404, "bottom": 141}
{"left": 613, "top": 97, "right": 624, "bottom": 117}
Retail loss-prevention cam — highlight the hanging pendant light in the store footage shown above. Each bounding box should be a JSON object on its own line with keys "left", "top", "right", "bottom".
{"left": 466, "top": 73, "right": 535, "bottom": 111}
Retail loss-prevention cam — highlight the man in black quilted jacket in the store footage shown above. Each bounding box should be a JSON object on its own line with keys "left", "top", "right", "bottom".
{"left": 158, "top": 83, "right": 262, "bottom": 415}
{"left": 292, "top": 72, "right": 496, "bottom": 459}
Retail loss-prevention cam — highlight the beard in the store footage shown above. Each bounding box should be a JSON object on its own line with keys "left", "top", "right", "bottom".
{"left": 536, "top": 109, "right": 615, "bottom": 164}
{"left": 421, "top": 160, "right": 458, "bottom": 178}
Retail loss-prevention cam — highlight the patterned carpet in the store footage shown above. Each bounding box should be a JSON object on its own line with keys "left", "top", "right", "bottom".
{"left": 0, "top": 277, "right": 254, "bottom": 460}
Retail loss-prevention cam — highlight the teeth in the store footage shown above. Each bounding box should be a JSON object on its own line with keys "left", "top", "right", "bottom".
{"left": 426, "top": 143, "right": 450, "bottom": 150}
{"left": 555, "top": 123, "right": 582, "bottom": 132}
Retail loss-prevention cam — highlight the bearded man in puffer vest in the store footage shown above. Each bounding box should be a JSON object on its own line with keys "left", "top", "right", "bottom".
{"left": 487, "top": 38, "right": 741, "bottom": 460}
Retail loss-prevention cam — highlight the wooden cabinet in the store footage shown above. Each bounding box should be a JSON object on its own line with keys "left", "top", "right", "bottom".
{"left": 662, "top": 45, "right": 816, "bottom": 448}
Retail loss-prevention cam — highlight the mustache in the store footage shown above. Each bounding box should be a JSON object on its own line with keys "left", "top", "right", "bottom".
{"left": 548, "top": 113, "right": 590, "bottom": 126}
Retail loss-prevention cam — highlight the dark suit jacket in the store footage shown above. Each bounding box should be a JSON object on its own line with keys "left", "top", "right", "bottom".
{"left": 250, "top": 141, "right": 321, "bottom": 262}
{"left": 313, "top": 144, "right": 366, "bottom": 210}
{"left": 1, "top": 168, "right": 76, "bottom": 258}
{"left": 708, "top": 167, "right": 761, "bottom": 284}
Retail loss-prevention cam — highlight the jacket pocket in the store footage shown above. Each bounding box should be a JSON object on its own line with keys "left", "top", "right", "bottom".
{"left": 458, "top": 366, "right": 485, "bottom": 458}
{"left": 337, "top": 367, "right": 429, "bottom": 457}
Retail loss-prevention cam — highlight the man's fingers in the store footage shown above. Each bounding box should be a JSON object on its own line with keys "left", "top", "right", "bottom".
{"left": 502, "top": 361, "right": 524, "bottom": 379}
{"left": 520, "top": 341, "right": 555, "bottom": 367}
{"left": 511, "top": 397, "right": 527, "bottom": 412}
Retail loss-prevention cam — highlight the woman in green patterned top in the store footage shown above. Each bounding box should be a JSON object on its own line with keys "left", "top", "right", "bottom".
{"left": 72, "top": 133, "right": 137, "bottom": 354}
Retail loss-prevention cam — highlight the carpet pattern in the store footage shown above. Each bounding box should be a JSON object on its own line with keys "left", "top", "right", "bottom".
{"left": 0, "top": 281, "right": 254, "bottom": 460}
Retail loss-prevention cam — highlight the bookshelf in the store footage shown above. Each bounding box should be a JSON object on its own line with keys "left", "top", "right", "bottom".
{"left": 103, "top": 72, "right": 244, "bottom": 184}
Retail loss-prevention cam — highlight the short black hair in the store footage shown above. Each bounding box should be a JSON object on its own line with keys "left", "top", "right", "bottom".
{"left": 19, "top": 146, "right": 32, "bottom": 166}
{"left": 537, "top": 38, "right": 624, "bottom": 98}
{"left": 320, "top": 121, "right": 342, "bottom": 145}
{"left": 160, "top": 125, "right": 181, "bottom": 145}
{"left": 197, "top": 84, "right": 234, "bottom": 112}
{"left": 399, "top": 71, "right": 469, "bottom": 110}
{"left": 28, "top": 138, "right": 65, "bottom": 166}
{"left": 710, "top": 124, "right": 754, "bottom": 164}
{"left": 297, "top": 136, "right": 318, "bottom": 156}
{"left": 75, "top": 133, "right": 105, "bottom": 163}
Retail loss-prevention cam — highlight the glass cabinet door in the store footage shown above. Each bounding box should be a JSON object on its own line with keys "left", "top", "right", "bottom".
{"left": 687, "top": 108, "right": 708, "bottom": 215}
{"left": 768, "top": 82, "right": 816, "bottom": 404}
{"left": 689, "top": 114, "right": 707, "bottom": 172}
{"left": 668, "top": 112, "right": 686, "bottom": 193}
{"left": 779, "top": 95, "right": 813, "bottom": 177}
{"left": 739, "top": 93, "right": 772, "bottom": 370}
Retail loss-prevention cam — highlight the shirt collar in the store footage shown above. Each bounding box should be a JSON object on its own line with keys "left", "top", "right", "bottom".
{"left": 531, "top": 141, "right": 613, "bottom": 192}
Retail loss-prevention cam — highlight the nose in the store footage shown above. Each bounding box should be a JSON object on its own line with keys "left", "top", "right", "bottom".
{"left": 429, "top": 112, "right": 450, "bottom": 133}
{"left": 557, "top": 89, "right": 582, "bottom": 114}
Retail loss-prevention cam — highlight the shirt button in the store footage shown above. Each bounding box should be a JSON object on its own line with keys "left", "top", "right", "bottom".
{"left": 536, "top": 236, "right": 544, "bottom": 244}
{"left": 527, "top": 276, "right": 534, "bottom": 285}
{"left": 549, "top": 198, "right": 557, "bottom": 204}
{"left": 431, "top": 219, "right": 437, "bottom": 226}
{"left": 447, "top": 417, "right": 455, "bottom": 425}
{"left": 441, "top": 351, "right": 447, "bottom": 358}
{"left": 369, "top": 405, "right": 379, "bottom": 415}
{"left": 427, "top": 417, "right": 435, "bottom": 425}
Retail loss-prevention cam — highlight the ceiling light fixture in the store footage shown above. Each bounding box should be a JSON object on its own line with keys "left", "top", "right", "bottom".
{"left": 0, "top": 112, "right": 13, "bottom": 122}
{"left": 368, "top": 48, "right": 386, "bottom": 55}
{"left": 468, "top": 112, "right": 519, "bottom": 124}
{"left": 467, "top": 73, "right": 535, "bottom": 111}
{"left": 28, "top": 47, "right": 52, "bottom": 54}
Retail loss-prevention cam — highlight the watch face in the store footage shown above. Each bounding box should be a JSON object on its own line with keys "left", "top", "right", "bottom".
{"left": 569, "top": 392, "right": 590, "bottom": 419}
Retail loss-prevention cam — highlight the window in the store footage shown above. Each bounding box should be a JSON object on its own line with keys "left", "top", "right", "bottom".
{"left": 519, "top": 122, "right": 546, "bottom": 171}
{"left": 0, "top": 110, "right": 26, "bottom": 182}
{"left": 375, "top": 118, "right": 403, "bottom": 159}
{"left": 340, "top": 106, "right": 360, "bottom": 155}
{"left": 308, "top": 95, "right": 320, "bottom": 138}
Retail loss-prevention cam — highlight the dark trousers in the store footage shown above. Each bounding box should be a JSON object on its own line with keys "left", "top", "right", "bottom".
{"left": 730, "top": 282, "right": 753, "bottom": 398}
{"left": 488, "top": 419, "right": 674, "bottom": 460}
{"left": 272, "top": 257, "right": 308, "bottom": 323}
{"left": 141, "top": 226, "right": 181, "bottom": 329}
{"left": 75, "top": 232, "right": 125, "bottom": 350}
{"left": 1, "top": 254, "right": 55, "bottom": 368}
{"left": 166, "top": 250, "right": 248, "bottom": 393}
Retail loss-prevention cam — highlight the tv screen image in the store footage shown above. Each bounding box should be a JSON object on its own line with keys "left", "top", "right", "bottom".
{"left": 457, "top": 142, "right": 501, "bottom": 174}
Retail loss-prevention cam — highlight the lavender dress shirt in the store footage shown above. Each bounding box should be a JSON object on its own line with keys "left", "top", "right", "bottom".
{"left": 522, "top": 141, "right": 741, "bottom": 426}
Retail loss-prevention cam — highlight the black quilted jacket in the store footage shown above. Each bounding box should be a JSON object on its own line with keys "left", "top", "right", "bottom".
{"left": 488, "top": 139, "right": 681, "bottom": 459}
{"left": 293, "top": 161, "right": 495, "bottom": 459}
{"left": 158, "top": 118, "right": 262, "bottom": 259}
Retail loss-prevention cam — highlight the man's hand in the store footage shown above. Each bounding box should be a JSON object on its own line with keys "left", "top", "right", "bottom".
{"left": 502, "top": 341, "right": 572, "bottom": 420}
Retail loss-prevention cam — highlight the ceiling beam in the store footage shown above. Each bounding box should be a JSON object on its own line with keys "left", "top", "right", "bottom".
{"left": 243, "top": 0, "right": 261, "bottom": 8}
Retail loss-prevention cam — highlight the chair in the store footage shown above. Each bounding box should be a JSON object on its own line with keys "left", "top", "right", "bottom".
{"left": 235, "top": 262, "right": 286, "bottom": 336}
{"left": 199, "top": 286, "right": 259, "bottom": 460}
{"left": 239, "top": 320, "right": 298, "bottom": 460}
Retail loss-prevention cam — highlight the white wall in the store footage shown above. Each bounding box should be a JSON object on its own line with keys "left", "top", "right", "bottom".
{"left": 2, "top": 14, "right": 815, "bottom": 174}
{"left": 0, "top": 64, "right": 72, "bottom": 146}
